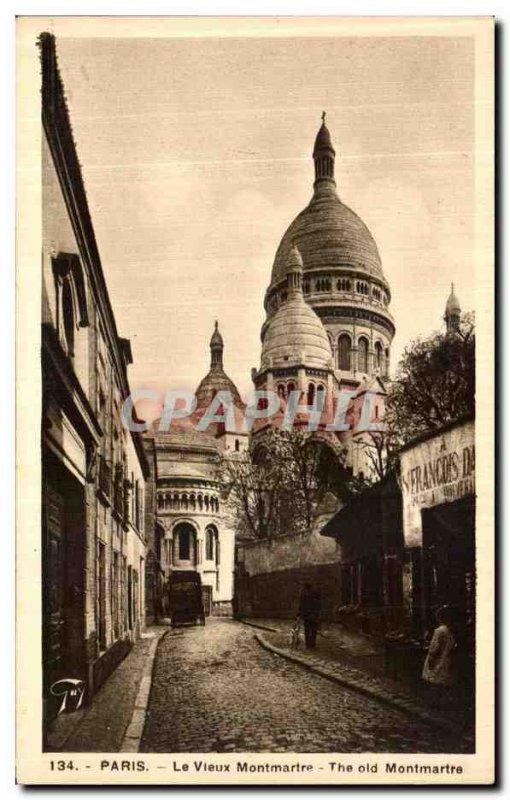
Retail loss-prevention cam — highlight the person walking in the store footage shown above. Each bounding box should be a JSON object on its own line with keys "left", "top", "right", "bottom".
{"left": 298, "top": 582, "right": 322, "bottom": 649}
{"left": 422, "top": 605, "right": 456, "bottom": 712}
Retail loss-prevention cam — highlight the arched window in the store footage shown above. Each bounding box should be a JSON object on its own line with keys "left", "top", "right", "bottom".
{"left": 206, "top": 528, "right": 215, "bottom": 561}
{"left": 62, "top": 280, "right": 75, "bottom": 356}
{"left": 277, "top": 383, "right": 286, "bottom": 399}
{"left": 374, "top": 341, "right": 383, "bottom": 372}
{"left": 235, "top": 439, "right": 240, "bottom": 452}
{"left": 307, "top": 383, "right": 315, "bottom": 406}
{"left": 316, "top": 384, "right": 325, "bottom": 409}
{"left": 287, "top": 381, "right": 296, "bottom": 395}
{"left": 338, "top": 334, "right": 352, "bottom": 371}
{"left": 174, "top": 523, "right": 195, "bottom": 563}
{"left": 358, "top": 337, "right": 369, "bottom": 373}
{"left": 384, "top": 348, "right": 390, "bottom": 377}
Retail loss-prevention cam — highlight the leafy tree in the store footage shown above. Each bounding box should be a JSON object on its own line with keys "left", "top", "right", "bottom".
{"left": 385, "top": 312, "right": 475, "bottom": 444}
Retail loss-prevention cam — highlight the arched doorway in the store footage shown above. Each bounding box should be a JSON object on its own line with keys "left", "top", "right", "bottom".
{"left": 172, "top": 522, "right": 197, "bottom": 568}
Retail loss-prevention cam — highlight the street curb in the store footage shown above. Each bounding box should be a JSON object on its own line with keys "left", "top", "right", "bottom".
{"left": 254, "top": 632, "right": 467, "bottom": 740}
{"left": 238, "top": 618, "right": 280, "bottom": 633}
{"left": 120, "top": 629, "right": 169, "bottom": 752}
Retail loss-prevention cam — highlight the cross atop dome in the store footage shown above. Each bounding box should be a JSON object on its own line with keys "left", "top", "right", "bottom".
{"left": 209, "top": 320, "right": 224, "bottom": 367}
{"left": 313, "top": 112, "right": 336, "bottom": 189}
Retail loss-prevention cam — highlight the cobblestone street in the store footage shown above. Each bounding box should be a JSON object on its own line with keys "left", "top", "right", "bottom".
{"left": 140, "top": 619, "right": 463, "bottom": 754}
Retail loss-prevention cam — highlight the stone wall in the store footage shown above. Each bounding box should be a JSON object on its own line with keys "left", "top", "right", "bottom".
{"left": 235, "top": 562, "right": 342, "bottom": 620}
{"left": 240, "top": 527, "right": 339, "bottom": 577}
{"left": 234, "top": 516, "right": 341, "bottom": 620}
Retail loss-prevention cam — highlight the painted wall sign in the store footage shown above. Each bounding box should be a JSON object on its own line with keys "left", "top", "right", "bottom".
{"left": 400, "top": 420, "right": 475, "bottom": 547}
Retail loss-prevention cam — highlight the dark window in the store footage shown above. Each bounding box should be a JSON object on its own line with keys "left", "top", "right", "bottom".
{"left": 62, "top": 280, "right": 75, "bottom": 355}
{"left": 206, "top": 528, "right": 215, "bottom": 561}
{"left": 179, "top": 529, "right": 190, "bottom": 560}
{"left": 375, "top": 341, "right": 383, "bottom": 371}
{"left": 358, "top": 337, "right": 369, "bottom": 373}
{"left": 307, "top": 383, "right": 315, "bottom": 405}
{"left": 338, "top": 334, "right": 351, "bottom": 371}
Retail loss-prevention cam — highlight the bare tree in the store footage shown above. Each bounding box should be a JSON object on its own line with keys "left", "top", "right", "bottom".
{"left": 222, "top": 428, "right": 348, "bottom": 539}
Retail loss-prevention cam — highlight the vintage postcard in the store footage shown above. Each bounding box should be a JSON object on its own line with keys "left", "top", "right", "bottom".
{"left": 16, "top": 15, "right": 495, "bottom": 785}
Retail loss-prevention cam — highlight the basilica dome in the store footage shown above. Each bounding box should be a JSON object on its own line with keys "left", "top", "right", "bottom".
{"left": 266, "top": 117, "right": 390, "bottom": 309}
{"left": 195, "top": 321, "right": 243, "bottom": 409}
{"left": 270, "top": 191, "right": 384, "bottom": 285}
{"left": 260, "top": 246, "right": 332, "bottom": 371}
{"left": 195, "top": 369, "right": 242, "bottom": 409}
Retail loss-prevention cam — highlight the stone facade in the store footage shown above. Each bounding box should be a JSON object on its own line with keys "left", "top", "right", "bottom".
{"left": 145, "top": 325, "right": 247, "bottom": 619}
{"left": 40, "top": 33, "right": 150, "bottom": 728}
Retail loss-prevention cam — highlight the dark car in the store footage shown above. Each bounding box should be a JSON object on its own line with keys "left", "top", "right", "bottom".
{"left": 167, "top": 571, "right": 205, "bottom": 627}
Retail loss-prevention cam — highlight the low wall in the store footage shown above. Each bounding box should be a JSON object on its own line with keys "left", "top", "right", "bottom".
{"left": 235, "top": 562, "right": 342, "bottom": 620}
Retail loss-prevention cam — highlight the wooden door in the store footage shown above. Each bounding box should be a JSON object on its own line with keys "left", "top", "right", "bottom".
{"left": 43, "top": 485, "right": 66, "bottom": 692}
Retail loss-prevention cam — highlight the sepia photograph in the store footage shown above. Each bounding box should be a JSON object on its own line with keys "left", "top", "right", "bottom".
{"left": 15, "top": 15, "right": 494, "bottom": 785}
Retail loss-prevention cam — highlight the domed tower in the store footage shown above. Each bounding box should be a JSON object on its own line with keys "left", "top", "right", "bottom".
{"left": 444, "top": 283, "right": 461, "bottom": 333}
{"left": 195, "top": 321, "right": 243, "bottom": 410}
{"left": 195, "top": 322, "right": 248, "bottom": 452}
{"left": 264, "top": 114, "right": 395, "bottom": 388}
{"left": 253, "top": 244, "right": 336, "bottom": 436}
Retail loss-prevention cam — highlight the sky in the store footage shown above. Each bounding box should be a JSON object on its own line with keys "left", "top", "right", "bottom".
{"left": 54, "top": 31, "right": 477, "bottom": 408}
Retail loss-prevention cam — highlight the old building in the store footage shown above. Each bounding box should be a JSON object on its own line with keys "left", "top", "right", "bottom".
{"left": 145, "top": 324, "right": 246, "bottom": 618}
{"left": 235, "top": 116, "right": 394, "bottom": 619}
{"left": 40, "top": 33, "right": 150, "bottom": 726}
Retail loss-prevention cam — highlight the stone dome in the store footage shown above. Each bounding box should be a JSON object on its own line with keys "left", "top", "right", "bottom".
{"left": 195, "top": 321, "right": 244, "bottom": 409}
{"left": 270, "top": 190, "right": 384, "bottom": 285}
{"left": 261, "top": 294, "right": 333, "bottom": 371}
{"left": 195, "top": 367, "right": 243, "bottom": 409}
{"left": 445, "top": 284, "right": 461, "bottom": 315}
